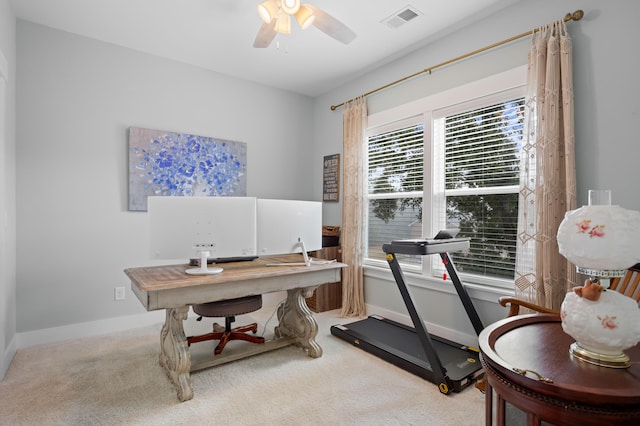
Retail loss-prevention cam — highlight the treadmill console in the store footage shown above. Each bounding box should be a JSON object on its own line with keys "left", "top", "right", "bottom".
{"left": 384, "top": 229, "right": 469, "bottom": 255}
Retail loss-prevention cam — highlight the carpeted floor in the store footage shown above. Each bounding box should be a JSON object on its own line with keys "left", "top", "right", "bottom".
{"left": 0, "top": 305, "right": 485, "bottom": 425}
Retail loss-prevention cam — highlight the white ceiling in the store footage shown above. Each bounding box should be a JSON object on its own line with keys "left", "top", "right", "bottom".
{"left": 10, "top": 0, "right": 519, "bottom": 97}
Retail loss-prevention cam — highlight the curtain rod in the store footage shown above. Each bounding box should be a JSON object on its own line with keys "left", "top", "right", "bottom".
{"left": 330, "top": 9, "right": 584, "bottom": 111}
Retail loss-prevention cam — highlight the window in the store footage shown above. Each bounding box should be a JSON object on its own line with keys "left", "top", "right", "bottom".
{"left": 434, "top": 97, "right": 525, "bottom": 280}
{"left": 367, "top": 118, "right": 424, "bottom": 267}
{"left": 365, "top": 68, "right": 526, "bottom": 286}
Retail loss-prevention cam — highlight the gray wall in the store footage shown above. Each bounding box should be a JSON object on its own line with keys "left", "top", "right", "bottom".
{"left": 312, "top": 0, "right": 640, "bottom": 342}
{"left": 16, "top": 21, "right": 315, "bottom": 334}
{"left": 0, "top": 0, "right": 16, "bottom": 379}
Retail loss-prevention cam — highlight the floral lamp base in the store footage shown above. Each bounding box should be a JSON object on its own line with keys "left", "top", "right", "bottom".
{"left": 568, "top": 342, "right": 630, "bottom": 368}
{"left": 561, "top": 290, "right": 640, "bottom": 368}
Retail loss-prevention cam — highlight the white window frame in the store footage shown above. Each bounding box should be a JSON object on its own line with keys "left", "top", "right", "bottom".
{"left": 365, "top": 66, "right": 527, "bottom": 288}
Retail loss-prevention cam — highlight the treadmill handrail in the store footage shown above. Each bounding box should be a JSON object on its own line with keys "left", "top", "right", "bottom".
{"left": 381, "top": 241, "right": 484, "bottom": 395}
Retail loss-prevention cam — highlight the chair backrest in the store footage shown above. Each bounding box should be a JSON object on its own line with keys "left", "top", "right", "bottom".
{"left": 608, "top": 263, "right": 640, "bottom": 302}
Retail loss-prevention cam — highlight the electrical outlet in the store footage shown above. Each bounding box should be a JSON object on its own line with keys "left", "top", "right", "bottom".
{"left": 114, "top": 286, "right": 126, "bottom": 301}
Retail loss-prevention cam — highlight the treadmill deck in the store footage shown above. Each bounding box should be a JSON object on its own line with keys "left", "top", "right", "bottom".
{"left": 331, "top": 315, "right": 482, "bottom": 392}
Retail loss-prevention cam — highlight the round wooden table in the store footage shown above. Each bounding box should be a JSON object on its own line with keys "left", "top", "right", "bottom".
{"left": 479, "top": 314, "right": 640, "bottom": 426}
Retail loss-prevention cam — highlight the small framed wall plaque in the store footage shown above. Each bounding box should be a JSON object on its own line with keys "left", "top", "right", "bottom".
{"left": 323, "top": 154, "right": 340, "bottom": 202}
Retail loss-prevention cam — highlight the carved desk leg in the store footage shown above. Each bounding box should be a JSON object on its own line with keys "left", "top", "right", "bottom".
{"left": 275, "top": 286, "right": 323, "bottom": 358}
{"left": 159, "top": 306, "right": 194, "bottom": 402}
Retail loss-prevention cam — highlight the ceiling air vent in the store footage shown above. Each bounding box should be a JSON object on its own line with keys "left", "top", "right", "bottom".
{"left": 382, "top": 5, "right": 423, "bottom": 29}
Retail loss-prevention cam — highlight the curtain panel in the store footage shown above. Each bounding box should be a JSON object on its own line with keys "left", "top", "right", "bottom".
{"left": 515, "top": 20, "right": 578, "bottom": 310}
{"left": 340, "top": 96, "right": 367, "bottom": 317}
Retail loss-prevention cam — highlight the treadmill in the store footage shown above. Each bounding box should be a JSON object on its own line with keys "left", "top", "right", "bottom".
{"left": 330, "top": 231, "right": 484, "bottom": 394}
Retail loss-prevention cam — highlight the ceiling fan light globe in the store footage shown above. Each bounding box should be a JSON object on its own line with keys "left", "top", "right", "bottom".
{"left": 257, "top": 0, "right": 279, "bottom": 24}
{"left": 295, "top": 6, "right": 315, "bottom": 29}
{"left": 274, "top": 13, "right": 292, "bottom": 34}
{"left": 281, "top": 0, "right": 301, "bottom": 15}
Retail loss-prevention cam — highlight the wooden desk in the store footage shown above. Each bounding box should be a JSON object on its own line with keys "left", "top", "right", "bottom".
{"left": 479, "top": 314, "right": 640, "bottom": 425}
{"left": 125, "top": 254, "right": 346, "bottom": 401}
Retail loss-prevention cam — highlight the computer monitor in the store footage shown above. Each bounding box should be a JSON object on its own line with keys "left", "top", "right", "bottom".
{"left": 257, "top": 199, "right": 322, "bottom": 266}
{"left": 148, "top": 196, "right": 257, "bottom": 275}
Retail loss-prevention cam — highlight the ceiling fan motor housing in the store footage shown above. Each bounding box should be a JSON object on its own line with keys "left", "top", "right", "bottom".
{"left": 281, "top": 0, "right": 301, "bottom": 15}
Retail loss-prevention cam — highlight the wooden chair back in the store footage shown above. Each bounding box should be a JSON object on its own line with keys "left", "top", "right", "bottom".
{"left": 608, "top": 263, "right": 640, "bottom": 302}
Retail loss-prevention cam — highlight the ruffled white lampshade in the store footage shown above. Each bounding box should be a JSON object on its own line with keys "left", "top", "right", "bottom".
{"left": 557, "top": 190, "right": 640, "bottom": 276}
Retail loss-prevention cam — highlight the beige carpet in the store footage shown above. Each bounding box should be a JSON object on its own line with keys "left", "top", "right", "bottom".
{"left": 0, "top": 306, "right": 485, "bottom": 426}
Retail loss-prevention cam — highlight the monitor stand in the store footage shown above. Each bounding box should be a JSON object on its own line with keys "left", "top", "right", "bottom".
{"left": 266, "top": 240, "right": 312, "bottom": 266}
{"left": 185, "top": 250, "right": 223, "bottom": 275}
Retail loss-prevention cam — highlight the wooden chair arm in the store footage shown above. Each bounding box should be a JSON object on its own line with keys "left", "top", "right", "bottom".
{"left": 498, "top": 296, "right": 559, "bottom": 317}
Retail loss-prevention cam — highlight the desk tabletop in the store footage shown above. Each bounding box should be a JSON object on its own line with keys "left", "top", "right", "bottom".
{"left": 125, "top": 254, "right": 346, "bottom": 291}
{"left": 125, "top": 254, "right": 347, "bottom": 311}
{"left": 479, "top": 314, "right": 640, "bottom": 406}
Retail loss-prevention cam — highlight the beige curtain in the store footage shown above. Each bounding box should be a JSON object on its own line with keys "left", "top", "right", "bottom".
{"left": 515, "top": 20, "right": 578, "bottom": 310}
{"left": 340, "top": 96, "right": 367, "bottom": 317}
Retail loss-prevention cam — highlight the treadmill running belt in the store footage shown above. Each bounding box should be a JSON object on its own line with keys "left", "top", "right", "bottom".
{"left": 331, "top": 315, "right": 482, "bottom": 392}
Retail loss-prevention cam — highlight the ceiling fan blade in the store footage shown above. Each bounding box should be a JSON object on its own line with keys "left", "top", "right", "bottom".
{"left": 307, "top": 5, "right": 357, "bottom": 45}
{"left": 253, "top": 21, "right": 277, "bottom": 48}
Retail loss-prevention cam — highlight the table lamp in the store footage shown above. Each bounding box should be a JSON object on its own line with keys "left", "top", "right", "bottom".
{"left": 557, "top": 189, "right": 640, "bottom": 368}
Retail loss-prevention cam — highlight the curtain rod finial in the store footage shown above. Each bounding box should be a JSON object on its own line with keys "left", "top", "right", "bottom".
{"left": 566, "top": 10, "right": 584, "bottom": 22}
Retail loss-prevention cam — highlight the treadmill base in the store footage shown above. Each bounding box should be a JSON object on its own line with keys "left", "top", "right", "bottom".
{"left": 331, "top": 315, "right": 483, "bottom": 393}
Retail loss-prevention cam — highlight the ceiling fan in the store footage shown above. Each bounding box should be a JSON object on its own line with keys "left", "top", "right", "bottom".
{"left": 253, "top": 0, "right": 357, "bottom": 48}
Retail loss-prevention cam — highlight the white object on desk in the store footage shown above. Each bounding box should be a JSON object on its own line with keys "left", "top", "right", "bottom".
{"left": 185, "top": 250, "right": 223, "bottom": 275}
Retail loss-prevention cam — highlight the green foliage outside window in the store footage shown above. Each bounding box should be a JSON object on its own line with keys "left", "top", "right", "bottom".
{"left": 367, "top": 98, "right": 525, "bottom": 279}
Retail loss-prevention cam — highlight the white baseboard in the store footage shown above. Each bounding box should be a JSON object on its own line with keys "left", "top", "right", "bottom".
{"left": 2, "top": 335, "right": 16, "bottom": 380}
{"left": 363, "top": 303, "right": 479, "bottom": 348}
{"left": 13, "top": 292, "right": 473, "bottom": 354}
{"left": 16, "top": 310, "right": 166, "bottom": 349}
{"left": 15, "top": 291, "right": 290, "bottom": 350}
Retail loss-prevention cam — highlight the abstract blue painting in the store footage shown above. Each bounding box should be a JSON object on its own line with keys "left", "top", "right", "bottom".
{"left": 128, "top": 127, "right": 247, "bottom": 211}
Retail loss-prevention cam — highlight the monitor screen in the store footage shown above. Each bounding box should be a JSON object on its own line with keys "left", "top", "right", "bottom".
{"left": 148, "top": 196, "right": 257, "bottom": 262}
{"left": 257, "top": 199, "right": 322, "bottom": 256}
